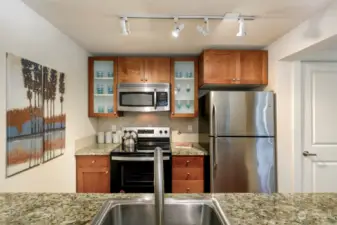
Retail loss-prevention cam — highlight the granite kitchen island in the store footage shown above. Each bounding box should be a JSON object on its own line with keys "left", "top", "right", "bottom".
{"left": 0, "top": 193, "right": 336, "bottom": 225}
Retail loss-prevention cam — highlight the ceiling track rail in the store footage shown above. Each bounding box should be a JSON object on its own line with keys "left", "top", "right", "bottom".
{"left": 119, "top": 15, "right": 256, "bottom": 21}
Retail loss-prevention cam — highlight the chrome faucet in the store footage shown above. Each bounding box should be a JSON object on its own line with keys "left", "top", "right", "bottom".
{"left": 154, "top": 148, "right": 164, "bottom": 225}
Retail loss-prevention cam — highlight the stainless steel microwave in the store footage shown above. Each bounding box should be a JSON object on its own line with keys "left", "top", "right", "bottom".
{"left": 117, "top": 83, "right": 170, "bottom": 112}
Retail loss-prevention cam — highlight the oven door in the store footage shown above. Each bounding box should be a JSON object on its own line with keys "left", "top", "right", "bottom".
{"left": 117, "top": 83, "right": 170, "bottom": 112}
{"left": 110, "top": 156, "right": 172, "bottom": 193}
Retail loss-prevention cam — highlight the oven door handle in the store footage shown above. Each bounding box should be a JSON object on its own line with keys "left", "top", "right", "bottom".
{"left": 111, "top": 156, "right": 170, "bottom": 161}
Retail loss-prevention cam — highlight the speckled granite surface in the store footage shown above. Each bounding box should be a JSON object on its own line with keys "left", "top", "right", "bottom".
{"left": 75, "top": 143, "right": 208, "bottom": 156}
{"left": 75, "top": 143, "right": 121, "bottom": 156}
{"left": 171, "top": 143, "right": 208, "bottom": 155}
{"left": 0, "top": 193, "right": 336, "bottom": 225}
{"left": 215, "top": 193, "right": 337, "bottom": 225}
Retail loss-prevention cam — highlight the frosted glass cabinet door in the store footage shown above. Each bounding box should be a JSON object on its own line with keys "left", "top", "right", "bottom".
{"left": 171, "top": 58, "right": 198, "bottom": 118}
{"left": 88, "top": 57, "right": 118, "bottom": 117}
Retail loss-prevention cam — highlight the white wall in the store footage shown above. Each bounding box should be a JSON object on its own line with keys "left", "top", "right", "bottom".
{"left": 0, "top": 0, "right": 96, "bottom": 192}
{"left": 267, "top": 0, "right": 337, "bottom": 192}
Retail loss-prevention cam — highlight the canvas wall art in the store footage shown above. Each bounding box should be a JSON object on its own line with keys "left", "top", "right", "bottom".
{"left": 6, "top": 53, "right": 66, "bottom": 177}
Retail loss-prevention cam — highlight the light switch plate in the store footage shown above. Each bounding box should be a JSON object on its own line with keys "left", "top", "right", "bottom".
{"left": 187, "top": 125, "right": 193, "bottom": 132}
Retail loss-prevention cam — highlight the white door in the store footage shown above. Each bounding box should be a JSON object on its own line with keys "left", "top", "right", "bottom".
{"left": 302, "top": 63, "right": 337, "bottom": 192}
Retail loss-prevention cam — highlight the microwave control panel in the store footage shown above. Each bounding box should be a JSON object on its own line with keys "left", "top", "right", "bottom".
{"left": 156, "top": 92, "right": 168, "bottom": 106}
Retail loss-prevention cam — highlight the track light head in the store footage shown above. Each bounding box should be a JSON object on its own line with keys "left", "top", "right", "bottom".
{"left": 197, "top": 18, "right": 209, "bottom": 36}
{"left": 120, "top": 17, "right": 131, "bottom": 35}
{"left": 236, "top": 18, "right": 246, "bottom": 37}
{"left": 172, "top": 17, "right": 184, "bottom": 38}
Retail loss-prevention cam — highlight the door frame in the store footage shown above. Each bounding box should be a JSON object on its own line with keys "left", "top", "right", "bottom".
{"left": 293, "top": 61, "right": 337, "bottom": 192}
{"left": 293, "top": 61, "right": 303, "bottom": 192}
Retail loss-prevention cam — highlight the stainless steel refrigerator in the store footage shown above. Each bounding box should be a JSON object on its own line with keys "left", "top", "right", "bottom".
{"left": 199, "top": 91, "right": 276, "bottom": 193}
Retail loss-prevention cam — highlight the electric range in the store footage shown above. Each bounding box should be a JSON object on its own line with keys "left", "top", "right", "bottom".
{"left": 110, "top": 127, "right": 172, "bottom": 193}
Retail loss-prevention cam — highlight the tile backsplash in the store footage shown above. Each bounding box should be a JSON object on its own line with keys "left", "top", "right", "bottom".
{"left": 97, "top": 112, "right": 198, "bottom": 133}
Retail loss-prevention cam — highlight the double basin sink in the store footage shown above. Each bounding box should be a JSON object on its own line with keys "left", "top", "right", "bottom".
{"left": 92, "top": 198, "right": 228, "bottom": 225}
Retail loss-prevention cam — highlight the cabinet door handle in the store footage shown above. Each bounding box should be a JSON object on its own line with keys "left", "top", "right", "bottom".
{"left": 237, "top": 78, "right": 241, "bottom": 81}
{"left": 186, "top": 173, "right": 190, "bottom": 179}
{"left": 91, "top": 160, "right": 95, "bottom": 164}
{"left": 186, "top": 188, "right": 190, "bottom": 193}
{"left": 186, "top": 160, "right": 190, "bottom": 166}
{"left": 232, "top": 78, "right": 236, "bottom": 81}
{"left": 171, "top": 112, "right": 174, "bottom": 115}
{"left": 105, "top": 171, "right": 109, "bottom": 174}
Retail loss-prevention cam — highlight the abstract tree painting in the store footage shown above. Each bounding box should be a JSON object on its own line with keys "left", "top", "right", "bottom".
{"left": 6, "top": 53, "right": 66, "bottom": 177}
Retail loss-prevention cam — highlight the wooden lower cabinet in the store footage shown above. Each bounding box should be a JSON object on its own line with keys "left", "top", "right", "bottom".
{"left": 172, "top": 156, "right": 204, "bottom": 193}
{"left": 76, "top": 156, "right": 110, "bottom": 193}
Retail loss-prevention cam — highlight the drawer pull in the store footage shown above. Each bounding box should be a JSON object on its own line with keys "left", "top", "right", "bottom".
{"left": 185, "top": 160, "right": 190, "bottom": 166}
{"left": 105, "top": 171, "right": 109, "bottom": 174}
{"left": 186, "top": 173, "right": 190, "bottom": 179}
{"left": 186, "top": 188, "right": 190, "bottom": 193}
{"left": 91, "top": 160, "right": 95, "bottom": 164}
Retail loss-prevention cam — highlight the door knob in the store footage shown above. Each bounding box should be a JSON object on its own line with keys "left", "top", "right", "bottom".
{"left": 303, "top": 151, "right": 317, "bottom": 157}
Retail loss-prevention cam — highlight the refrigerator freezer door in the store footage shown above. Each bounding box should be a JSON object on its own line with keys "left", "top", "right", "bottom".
{"left": 212, "top": 137, "right": 276, "bottom": 193}
{"left": 210, "top": 91, "right": 274, "bottom": 137}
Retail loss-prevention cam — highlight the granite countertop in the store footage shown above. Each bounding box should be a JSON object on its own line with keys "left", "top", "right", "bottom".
{"left": 1, "top": 193, "right": 336, "bottom": 225}
{"left": 75, "top": 143, "right": 208, "bottom": 156}
{"left": 75, "top": 143, "right": 121, "bottom": 156}
{"left": 171, "top": 143, "right": 208, "bottom": 156}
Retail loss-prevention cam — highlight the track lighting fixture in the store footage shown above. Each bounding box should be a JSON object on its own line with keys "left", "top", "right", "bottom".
{"left": 120, "top": 17, "right": 131, "bottom": 35}
{"left": 172, "top": 17, "right": 184, "bottom": 38}
{"left": 197, "top": 18, "right": 209, "bottom": 36}
{"left": 236, "top": 18, "right": 246, "bottom": 37}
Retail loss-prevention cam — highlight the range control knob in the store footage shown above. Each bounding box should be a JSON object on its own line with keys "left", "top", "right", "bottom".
{"left": 164, "top": 130, "right": 168, "bottom": 134}
{"left": 159, "top": 130, "right": 163, "bottom": 134}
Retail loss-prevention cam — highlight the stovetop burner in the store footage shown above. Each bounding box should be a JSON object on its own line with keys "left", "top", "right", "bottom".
{"left": 111, "top": 127, "right": 171, "bottom": 155}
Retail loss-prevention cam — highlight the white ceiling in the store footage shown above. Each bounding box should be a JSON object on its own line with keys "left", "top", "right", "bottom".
{"left": 23, "top": 0, "right": 333, "bottom": 54}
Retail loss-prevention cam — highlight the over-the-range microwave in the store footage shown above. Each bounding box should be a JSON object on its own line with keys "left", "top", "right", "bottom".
{"left": 117, "top": 83, "right": 170, "bottom": 112}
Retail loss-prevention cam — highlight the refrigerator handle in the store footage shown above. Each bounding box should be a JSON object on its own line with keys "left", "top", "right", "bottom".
{"left": 211, "top": 104, "right": 217, "bottom": 137}
{"left": 213, "top": 138, "right": 217, "bottom": 169}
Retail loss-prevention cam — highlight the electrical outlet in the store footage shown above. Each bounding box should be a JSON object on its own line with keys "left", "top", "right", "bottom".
{"left": 188, "top": 125, "right": 193, "bottom": 132}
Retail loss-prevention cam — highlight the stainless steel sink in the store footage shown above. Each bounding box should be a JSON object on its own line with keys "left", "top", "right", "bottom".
{"left": 92, "top": 198, "right": 228, "bottom": 225}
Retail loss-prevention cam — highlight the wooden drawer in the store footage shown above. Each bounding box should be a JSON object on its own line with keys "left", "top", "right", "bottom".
{"left": 172, "top": 156, "right": 204, "bottom": 168}
{"left": 76, "top": 156, "right": 110, "bottom": 168}
{"left": 172, "top": 168, "right": 204, "bottom": 180}
{"left": 172, "top": 180, "right": 204, "bottom": 193}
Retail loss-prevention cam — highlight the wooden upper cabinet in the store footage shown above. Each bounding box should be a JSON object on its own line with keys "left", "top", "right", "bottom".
{"left": 170, "top": 57, "right": 198, "bottom": 118}
{"left": 118, "top": 57, "right": 170, "bottom": 83}
{"left": 239, "top": 51, "right": 268, "bottom": 84}
{"left": 199, "top": 50, "right": 268, "bottom": 87}
{"left": 201, "top": 50, "right": 240, "bottom": 86}
{"left": 88, "top": 57, "right": 118, "bottom": 118}
{"left": 145, "top": 58, "right": 170, "bottom": 83}
{"left": 118, "top": 57, "right": 145, "bottom": 83}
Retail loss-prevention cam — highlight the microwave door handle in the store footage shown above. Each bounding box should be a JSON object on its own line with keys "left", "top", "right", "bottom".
{"left": 154, "top": 88, "right": 157, "bottom": 110}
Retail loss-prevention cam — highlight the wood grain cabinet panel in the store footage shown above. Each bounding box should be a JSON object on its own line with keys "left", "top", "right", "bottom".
{"left": 172, "top": 168, "right": 204, "bottom": 180}
{"left": 76, "top": 156, "right": 109, "bottom": 168}
{"left": 172, "top": 156, "right": 204, "bottom": 168}
{"left": 118, "top": 57, "right": 145, "bottom": 83}
{"left": 77, "top": 167, "right": 110, "bottom": 193}
{"left": 76, "top": 155, "right": 110, "bottom": 193}
{"left": 145, "top": 57, "right": 170, "bottom": 83}
{"left": 172, "top": 156, "right": 204, "bottom": 193}
{"left": 199, "top": 50, "right": 268, "bottom": 87}
{"left": 201, "top": 50, "right": 240, "bottom": 86}
{"left": 172, "top": 180, "right": 204, "bottom": 193}
{"left": 238, "top": 51, "right": 268, "bottom": 84}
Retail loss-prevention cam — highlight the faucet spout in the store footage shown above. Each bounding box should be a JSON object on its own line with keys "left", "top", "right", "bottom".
{"left": 154, "top": 148, "right": 164, "bottom": 225}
